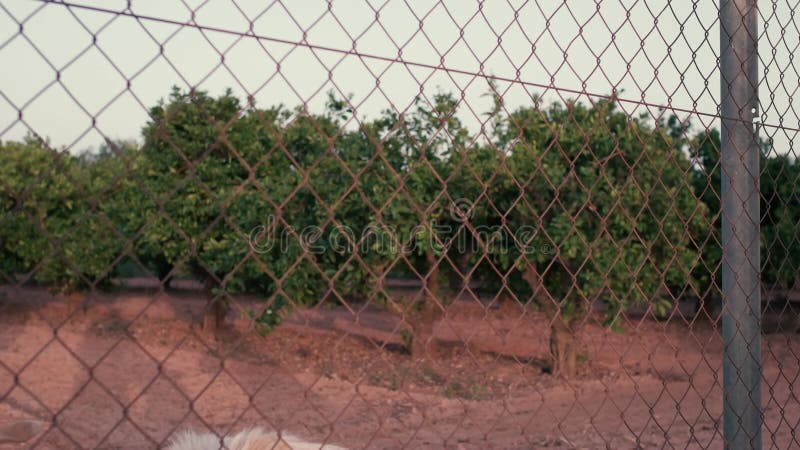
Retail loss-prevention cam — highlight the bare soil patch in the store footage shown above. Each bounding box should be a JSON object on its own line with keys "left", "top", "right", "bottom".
{"left": 1, "top": 283, "right": 799, "bottom": 449}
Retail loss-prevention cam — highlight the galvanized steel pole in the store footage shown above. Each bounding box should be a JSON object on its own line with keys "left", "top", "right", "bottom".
{"left": 720, "top": 0, "right": 761, "bottom": 448}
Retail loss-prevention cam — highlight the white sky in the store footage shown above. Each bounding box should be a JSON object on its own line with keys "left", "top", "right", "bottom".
{"left": 0, "top": 0, "right": 797, "bottom": 155}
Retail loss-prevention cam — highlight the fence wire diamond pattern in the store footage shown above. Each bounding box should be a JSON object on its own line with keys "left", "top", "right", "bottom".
{"left": 0, "top": 1, "right": 797, "bottom": 449}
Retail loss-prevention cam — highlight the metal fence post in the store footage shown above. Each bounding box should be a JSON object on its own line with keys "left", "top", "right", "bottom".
{"left": 720, "top": 0, "right": 761, "bottom": 448}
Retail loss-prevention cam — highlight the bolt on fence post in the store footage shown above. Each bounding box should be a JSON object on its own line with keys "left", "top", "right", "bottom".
{"left": 719, "top": 0, "right": 761, "bottom": 448}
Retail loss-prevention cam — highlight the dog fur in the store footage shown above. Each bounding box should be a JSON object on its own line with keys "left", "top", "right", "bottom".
{"left": 165, "top": 427, "right": 346, "bottom": 450}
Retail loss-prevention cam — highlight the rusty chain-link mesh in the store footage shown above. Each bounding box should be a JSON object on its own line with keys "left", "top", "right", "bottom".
{"left": 0, "top": 0, "right": 795, "bottom": 448}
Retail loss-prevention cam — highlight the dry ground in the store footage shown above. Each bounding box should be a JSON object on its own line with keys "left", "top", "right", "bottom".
{"left": 1, "top": 282, "right": 799, "bottom": 449}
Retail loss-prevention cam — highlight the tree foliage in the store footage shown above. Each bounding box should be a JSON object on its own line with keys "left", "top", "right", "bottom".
{"left": 0, "top": 137, "right": 121, "bottom": 292}
{"left": 2, "top": 86, "right": 797, "bottom": 374}
{"left": 477, "top": 98, "right": 708, "bottom": 375}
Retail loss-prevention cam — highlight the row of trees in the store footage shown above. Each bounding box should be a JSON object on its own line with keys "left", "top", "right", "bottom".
{"left": 1, "top": 87, "right": 797, "bottom": 376}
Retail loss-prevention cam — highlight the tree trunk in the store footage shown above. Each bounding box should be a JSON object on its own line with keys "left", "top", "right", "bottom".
{"left": 409, "top": 250, "right": 442, "bottom": 358}
{"left": 447, "top": 250, "right": 470, "bottom": 294}
{"left": 373, "top": 264, "right": 388, "bottom": 302}
{"left": 409, "top": 305, "right": 438, "bottom": 358}
{"left": 549, "top": 312, "right": 577, "bottom": 377}
{"left": 202, "top": 279, "right": 226, "bottom": 335}
{"left": 156, "top": 256, "right": 173, "bottom": 289}
{"left": 694, "top": 292, "right": 722, "bottom": 322}
{"left": 66, "top": 290, "right": 87, "bottom": 315}
{"left": 522, "top": 263, "right": 578, "bottom": 378}
{"left": 425, "top": 250, "right": 440, "bottom": 302}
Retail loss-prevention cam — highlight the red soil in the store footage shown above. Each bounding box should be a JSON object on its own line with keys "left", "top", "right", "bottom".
{"left": 0, "top": 282, "right": 798, "bottom": 449}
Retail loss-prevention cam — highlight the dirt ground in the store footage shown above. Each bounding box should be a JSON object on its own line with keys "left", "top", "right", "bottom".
{"left": 1, "top": 282, "right": 799, "bottom": 449}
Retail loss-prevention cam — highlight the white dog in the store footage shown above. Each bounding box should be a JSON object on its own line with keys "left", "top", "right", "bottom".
{"left": 165, "top": 427, "right": 347, "bottom": 450}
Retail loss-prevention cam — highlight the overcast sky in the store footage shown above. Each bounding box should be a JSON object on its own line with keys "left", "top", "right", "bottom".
{"left": 0, "top": 0, "right": 797, "bottom": 155}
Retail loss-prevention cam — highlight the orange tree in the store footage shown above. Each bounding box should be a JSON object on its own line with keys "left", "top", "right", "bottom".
{"left": 259, "top": 103, "right": 350, "bottom": 314}
{"left": 490, "top": 98, "right": 707, "bottom": 376}
{"left": 301, "top": 97, "right": 400, "bottom": 305}
{"left": 364, "top": 93, "right": 471, "bottom": 356}
{"left": 690, "top": 128, "right": 800, "bottom": 299}
{"left": 136, "top": 88, "right": 293, "bottom": 331}
{"left": 98, "top": 139, "right": 176, "bottom": 287}
{"left": 760, "top": 152, "right": 800, "bottom": 289}
{"left": 135, "top": 87, "right": 355, "bottom": 333}
{"left": 0, "top": 137, "right": 121, "bottom": 294}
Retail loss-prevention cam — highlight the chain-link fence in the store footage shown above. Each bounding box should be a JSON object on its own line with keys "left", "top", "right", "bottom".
{"left": 0, "top": 0, "right": 795, "bottom": 448}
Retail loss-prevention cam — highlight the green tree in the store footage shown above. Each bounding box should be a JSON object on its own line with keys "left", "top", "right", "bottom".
{"left": 689, "top": 128, "right": 723, "bottom": 312}
{"left": 760, "top": 151, "right": 800, "bottom": 288}
{"left": 106, "top": 154, "right": 175, "bottom": 284}
{"left": 305, "top": 97, "right": 397, "bottom": 304}
{"left": 492, "top": 98, "right": 707, "bottom": 376}
{"left": 0, "top": 137, "right": 121, "bottom": 293}
{"left": 691, "top": 130, "right": 800, "bottom": 298}
{"left": 268, "top": 104, "right": 347, "bottom": 309}
{"left": 371, "top": 93, "right": 469, "bottom": 356}
{"left": 137, "top": 88, "right": 286, "bottom": 332}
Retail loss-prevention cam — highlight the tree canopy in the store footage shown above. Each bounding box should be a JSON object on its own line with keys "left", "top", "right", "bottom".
{"left": 1, "top": 87, "right": 797, "bottom": 375}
